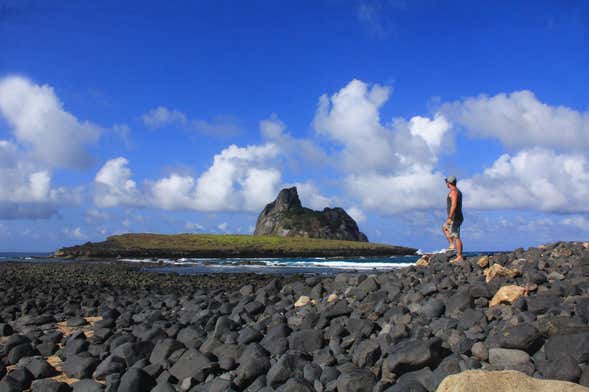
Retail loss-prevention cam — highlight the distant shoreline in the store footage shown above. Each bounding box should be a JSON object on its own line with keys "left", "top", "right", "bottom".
{"left": 53, "top": 233, "right": 418, "bottom": 260}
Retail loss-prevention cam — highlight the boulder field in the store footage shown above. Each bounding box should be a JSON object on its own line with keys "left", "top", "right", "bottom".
{"left": 0, "top": 241, "right": 588, "bottom": 391}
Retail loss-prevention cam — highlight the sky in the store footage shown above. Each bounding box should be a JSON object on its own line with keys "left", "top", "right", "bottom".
{"left": 0, "top": 0, "right": 588, "bottom": 252}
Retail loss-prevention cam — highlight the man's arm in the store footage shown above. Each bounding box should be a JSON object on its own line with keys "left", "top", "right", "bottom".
{"left": 447, "top": 190, "right": 458, "bottom": 222}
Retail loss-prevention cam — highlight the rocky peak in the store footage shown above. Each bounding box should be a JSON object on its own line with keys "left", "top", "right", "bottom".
{"left": 265, "top": 187, "right": 302, "bottom": 213}
{"left": 254, "top": 187, "right": 368, "bottom": 242}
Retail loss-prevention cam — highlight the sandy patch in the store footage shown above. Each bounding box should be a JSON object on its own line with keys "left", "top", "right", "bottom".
{"left": 3, "top": 316, "right": 104, "bottom": 388}
{"left": 55, "top": 316, "right": 102, "bottom": 338}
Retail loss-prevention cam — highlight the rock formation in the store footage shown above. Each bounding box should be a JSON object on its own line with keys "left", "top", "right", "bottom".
{"left": 254, "top": 187, "right": 368, "bottom": 242}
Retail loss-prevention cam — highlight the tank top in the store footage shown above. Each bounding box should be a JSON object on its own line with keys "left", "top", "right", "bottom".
{"left": 447, "top": 189, "right": 463, "bottom": 222}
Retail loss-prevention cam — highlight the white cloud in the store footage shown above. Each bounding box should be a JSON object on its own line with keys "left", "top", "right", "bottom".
{"left": 63, "top": 227, "right": 85, "bottom": 240}
{"left": 94, "top": 157, "right": 141, "bottom": 208}
{"left": 313, "top": 79, "right": 451, "bottom": 174}
{"left": 260, "top": 114, "right": 328, "bottom": 170}
{"left": 345, "top": 169, "right": 445, "bottom": 213}
{"left": 94, "top": 143, "right": 282, "bottom": 212}
{"left": 185, "top": 222, "right": 205, "bottom": 231}
{"left": 241, "top": 168, "right": 282, "bottom": 211}
{"left": 461, "top": 148, "right": 589, "bottom": 212}
{"left": 192, "top": 143, "right": 281, "bottom": 211}
{"left": 151, "top": 174, "right": 197, "bottom": 210}
{"left": 313, "top": 79, "right": 396, "bottom": 173}
{"left": 312, "top": 79, "right": 451, "bottom": 214}
{"left": 0, "top": 76, "right": 104, "bottom": 219}
{"left": 409, "top": 114, "right": 451, "bottom": 152}
{"left": 218, "top": 222, "right": 228, "bottom": 232}
{"left": 0, "top": 141, "right": 80, "bottom": 219}
{"left": 85, "top": 208, "right": 110, "bottom": 223}
{"left": 561, "top": 216, "right": 589, "bottom": 230}
{"left": 347, "top": 206, "right": 367, "bottom": 223}
{"left": 293, "top": 182, "right": 335, "bottom": 210}
{"left": 442, "top": 90, "right": 589, "bottom": 150}
{"left": 0, "top": 76, "right": 100, "bottom": 168}
{"left": 141, "top": 106, "right": 187, "bottom": 129}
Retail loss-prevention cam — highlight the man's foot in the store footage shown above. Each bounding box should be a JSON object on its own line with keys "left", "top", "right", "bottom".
{"left": 449, "top": 256, "right": 464, "bottom": 263}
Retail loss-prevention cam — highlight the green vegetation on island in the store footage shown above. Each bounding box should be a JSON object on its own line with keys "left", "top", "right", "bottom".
{"left": 54, "top": 233, "right": 417, "bottom": 259}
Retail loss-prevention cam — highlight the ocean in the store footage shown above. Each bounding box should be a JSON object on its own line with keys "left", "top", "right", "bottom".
{"left": 0, "top": 251, "right": 490, "bottom": 275}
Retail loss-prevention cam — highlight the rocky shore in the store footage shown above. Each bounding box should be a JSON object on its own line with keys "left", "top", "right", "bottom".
{"left": 1, "top": 241, "right": 589, "bottom": 391}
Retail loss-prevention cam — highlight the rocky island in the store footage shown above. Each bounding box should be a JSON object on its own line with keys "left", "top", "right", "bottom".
{"left": 254, "top": 187, "right": 368, "bottom": 242}
{"left": 55, "top": 187, "right": 415, "bottom": 260}
{"left": 1, "top": 241, "right": 588, "bottom": 391}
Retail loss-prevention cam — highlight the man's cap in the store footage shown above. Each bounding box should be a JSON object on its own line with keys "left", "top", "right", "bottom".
{"left": 445, "top": 175, "right": 457, "bottom": 184}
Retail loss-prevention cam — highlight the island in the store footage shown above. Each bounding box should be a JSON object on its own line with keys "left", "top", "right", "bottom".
{"left": 54, "top": 233, "right": 417, "bottom": 259}
{"left": 56, "top": 187, "right": 417, "bottom": 259}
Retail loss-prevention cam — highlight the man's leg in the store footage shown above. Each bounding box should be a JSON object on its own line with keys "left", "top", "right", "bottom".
{"left": 451, "top": 222, "right": 463, "bottom": 262}
{"left": 455, "top": 238, "right": 463, "bottom": 261}
{"left": 442, "top": 224, "right": 455, "bottom": 249}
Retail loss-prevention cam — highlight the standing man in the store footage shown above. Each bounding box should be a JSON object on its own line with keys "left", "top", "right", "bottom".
{"left": 442, "top": 176, "right": 464, "bottom": 262}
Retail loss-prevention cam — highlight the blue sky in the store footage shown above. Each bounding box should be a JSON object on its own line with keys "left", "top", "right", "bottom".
{"left": 0, "top": 0, "right": 588, "bottom": 252}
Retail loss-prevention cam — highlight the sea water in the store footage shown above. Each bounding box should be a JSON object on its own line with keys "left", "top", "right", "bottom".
{"left": 0, "top": 251, "right": 489, "bottom": 275}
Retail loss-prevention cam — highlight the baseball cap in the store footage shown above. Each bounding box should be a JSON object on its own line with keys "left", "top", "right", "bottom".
{"left": 445, "top": 176, "right": 457, "bottom": 184}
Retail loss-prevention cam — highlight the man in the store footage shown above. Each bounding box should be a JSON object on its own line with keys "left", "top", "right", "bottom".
{"left": 442, "top": 176, "right": 464, "bottom": 262}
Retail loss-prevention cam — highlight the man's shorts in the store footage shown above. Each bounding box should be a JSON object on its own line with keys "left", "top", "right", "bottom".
{"left": 444, "top": 220, "right": 462, "bottom": 239}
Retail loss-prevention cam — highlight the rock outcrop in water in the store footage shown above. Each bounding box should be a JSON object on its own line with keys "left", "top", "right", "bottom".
{"left": 254, "top": 187, "right": 369, "bottom": 242}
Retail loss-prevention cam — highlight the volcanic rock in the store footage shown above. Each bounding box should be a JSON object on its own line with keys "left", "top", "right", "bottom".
{"left": 254, "top": 187, "right": 368, "bottom": 242}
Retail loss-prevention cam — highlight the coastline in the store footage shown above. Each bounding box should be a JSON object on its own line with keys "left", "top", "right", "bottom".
{"left": 0, "top": 241, "right": 588, "bottom": 391}
{"left": 53, "top": 233, "right": 418, "bottom": 261}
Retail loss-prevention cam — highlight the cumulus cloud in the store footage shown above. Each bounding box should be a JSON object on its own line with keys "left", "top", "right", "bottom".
{"left": 314, "top": 79, "right": 396, "bottom": 173}
{"left": 314, "top": 79, "right": 451, "bottom": 175}
{"left": 95, "top": 80, "right": 589, "bottom": 226}
{"left": 442, "top": 90, "right": 589, "bottom": 150}
{"left": 0, "top": 76, "right": 100, "bottom": 168}
{"left": 0, "top": 76, "right": 103, "bottom": 219}
{"left": 461, "top": 148, "right": 589, "bottom": 212}
{"left": 192, "top": 144, "right": 281, "bottom": 211}
{"left": 94, "top": 143, "right": 282, "bottom": 212}
{"left": 0, "top": 143, "right": 80, "bottom": 219}
{"left": 94, "top": 157, "right": 141, "bottom": 208}
{"left": 313, "top": 79, "right": 451, "bottom": 213}
{"left": 345, "top": 169, "right": 445, "bottom": 213}
{"left": 150, "top": 174, "right": 197, "bottom": 210}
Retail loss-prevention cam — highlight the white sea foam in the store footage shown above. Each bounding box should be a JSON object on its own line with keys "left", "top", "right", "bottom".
{"left": 124, "top": 256, "right": 415, "bottom": 270}
{"left": 271, "top": 260, "right": 413, "bottom": 270}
